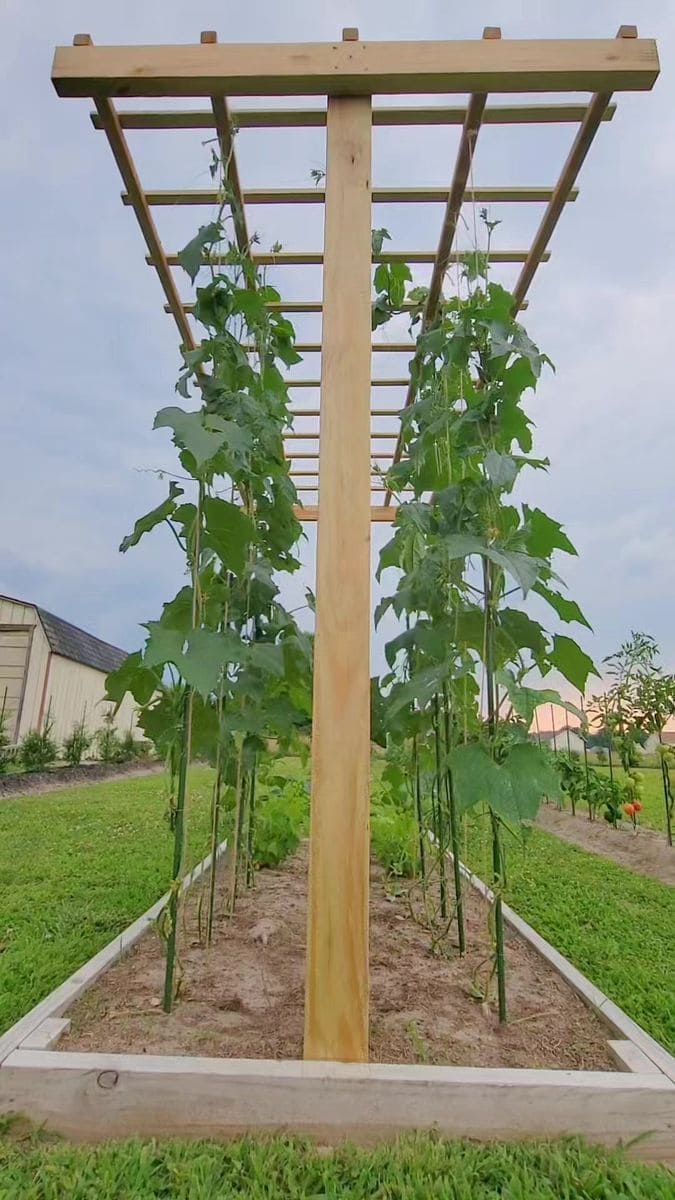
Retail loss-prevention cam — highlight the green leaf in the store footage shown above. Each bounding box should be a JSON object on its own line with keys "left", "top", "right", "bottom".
{"left": 180, "top": 628, "right": 241, "bottom": 698}
{"left": 143, "top": 623, "right": 185, "bottom": 670}
{"left": 119, "top": 482, "right": 183, "bottom": 553}
{"left": 105, "top": 652, "right": 159, "bottom": 708}
{"left": 202, "top": 496, "right": 255, "bottom": 576}
{"left": 533, "top": 582, "right": 592, "bottom": 630}
{"left": 485, "top": 449, "right": 517, "bottom": 489}
{"left": 386, "top": 664, "right": 447, "bottom": 719}
{"left": 247, "top": 642, "right": 285, "bottom": 677}
{"left": 373, "top": 263, "right": 390, "bottom": 293}
{"left": 177, "top": 221, "right": 223, "bottom": 282}
{"left": 550, "top": 635, "right": 598, "bottom": 693}
{"left": 154, "top": 408, "right": 225, "bottom": 470}
{"left": 372, "top": 227, "right": 391, "bottom": 255}
{"left": 442, "top": 534, "right": 541, "bottom": 596}
{"left": 523, "top": 506, "right": 577, "bottom": 558}
{"left": 498, "top": 609, "right": 548, "bottom": 660}
{"left": 448, "top": 743, "right": 513, "bottom": 818}
{"left": 503, "top": 743, "right": 560, "bottom": 820}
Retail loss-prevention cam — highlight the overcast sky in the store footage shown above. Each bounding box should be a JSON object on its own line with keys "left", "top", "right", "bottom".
{"left": 1, "top": 1, "right": 673, "bottom": 701}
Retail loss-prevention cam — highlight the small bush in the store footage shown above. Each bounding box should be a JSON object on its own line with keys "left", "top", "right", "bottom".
{"left": 63, "top": 718, "right": 92, "bottom": 767}
{"left": 371, "top": 800, "right": 420, "bottom": 878}
{"left": 253, "top": 778, "right": 308, "bottom": 868}
{"left": 95, "top": 711, "right": 122, "bottom": 763}
{"left": 19, "top": 727, "right": 57, "bottom": 772}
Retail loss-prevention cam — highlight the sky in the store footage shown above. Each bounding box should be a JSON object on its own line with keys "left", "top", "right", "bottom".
{"left": 1, "top": 0, "right": 674, "bottom": 706}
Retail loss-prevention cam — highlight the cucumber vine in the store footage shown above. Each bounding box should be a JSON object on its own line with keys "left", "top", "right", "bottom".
{"left": 374, "top": 220, "right": 598, "bottom": 1018}
{"left": 106, "top": 153, "right": 312, "bottom": 1010}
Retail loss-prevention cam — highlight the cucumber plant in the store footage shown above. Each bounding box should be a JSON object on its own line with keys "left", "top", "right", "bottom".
{"left": 106, "top": 152, "right": 312, "bottom": 1010}
{"left": 375, "top": 225, "right": 597, "bottom": 1018}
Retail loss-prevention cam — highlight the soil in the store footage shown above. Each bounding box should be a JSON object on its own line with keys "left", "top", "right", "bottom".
{"left": 0, "top": 761, "right": 162, "bottom": 799}
{"left": 537, "top": 805, "right": 675, "bottom": 887}
{"left": 63, "top": 843, "right": 614, "bottom": 1070}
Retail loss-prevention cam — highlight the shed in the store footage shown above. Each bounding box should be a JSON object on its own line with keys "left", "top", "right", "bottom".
{"left": 0, "top": 594, "right": 138, "bottom": 745}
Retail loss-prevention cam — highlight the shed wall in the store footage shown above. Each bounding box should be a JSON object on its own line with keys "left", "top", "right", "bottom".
{"left": 46, "top": 656, "right": 138, "bottom": 744}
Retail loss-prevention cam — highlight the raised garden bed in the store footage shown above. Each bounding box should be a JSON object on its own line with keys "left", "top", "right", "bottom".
{"left": 1, "top": 843, "right": 673, "bottom": 1162}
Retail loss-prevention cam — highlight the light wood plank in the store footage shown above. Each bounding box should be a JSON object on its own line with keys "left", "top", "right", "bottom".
{"left": 128, "top": 186, "right": 577, "bottom": 207}
{"left": 294, "top": 505, "right": 398, "bottom": 522}
{"left": 2, "top": 1052, "right": 673, "bottom": 1163}
{"left": 52, "top": 38, "right": 660, "bottom": 98}
{"left": 19, "top": 1018, "right": 71, "bottom": 1052}
{"left": 159, "top": 249, "right": 546, "bottom": 266}
{"left": 92, "top": 102, "right": 618, "bottom": 131}
{"left": 304, "top": 95, "right": 372, "bottom": 1064}
{"left": 608, "top": 1041, "right": 665, "bottom": 1075}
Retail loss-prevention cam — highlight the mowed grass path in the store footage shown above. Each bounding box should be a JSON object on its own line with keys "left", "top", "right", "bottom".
{"left": 0, "top": 769, "right": 214, "bottom": 1036}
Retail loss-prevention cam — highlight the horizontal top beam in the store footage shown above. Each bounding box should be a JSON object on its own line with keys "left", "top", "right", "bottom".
{"left": 53, "top": 37, "right": 659, "bottom": 98}
{"left": 91, "top": 101, "right": 617, "bottom": 130}
{"left": 129, "top": 185, "right": 577, "bottom": 207}
{"left": 156, "top": 249, "right": 548, "bottom": 266}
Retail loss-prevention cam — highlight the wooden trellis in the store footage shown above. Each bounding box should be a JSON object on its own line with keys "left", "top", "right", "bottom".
{"left": 50, "top": 26, "right": 659, "bottom": 1067}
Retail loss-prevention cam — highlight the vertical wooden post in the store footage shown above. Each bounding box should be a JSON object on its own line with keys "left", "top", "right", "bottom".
{"left": 304, "top": 92, "right": 372, "bottom": 1063}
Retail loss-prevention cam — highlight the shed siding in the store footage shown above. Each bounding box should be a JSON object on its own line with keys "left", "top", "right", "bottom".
{"left": 0, "top": 600, "right": 50, "bottom": 741}
{"left": 46, "top": 656, "right": 138, "bottom": 744}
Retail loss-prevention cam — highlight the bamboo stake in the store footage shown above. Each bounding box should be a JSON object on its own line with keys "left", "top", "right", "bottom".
{"left": 442, "top": 684, "right": 466, "bottom": 954}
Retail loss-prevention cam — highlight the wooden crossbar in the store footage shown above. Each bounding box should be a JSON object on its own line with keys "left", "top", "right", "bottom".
{"left": 92, "top": 103, "right": 617, "bottom": 131}
{"left": 126, "top": 186, "right": 578, "bottom": 207}
{"left": 156, "top": 249, "right": 547, "bottom": 266}
{"left": 53, "top": 37, "right": 659, "bottom": 97}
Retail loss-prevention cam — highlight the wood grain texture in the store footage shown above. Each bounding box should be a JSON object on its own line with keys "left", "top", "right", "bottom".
{"left": 293, "top": 506, "right": 398, "bottom": 523}
{"left": 129, "top": 186, "right": 576, "bottom": 206}
{"left": 92, "top": 103, "right": 618, "bottom": 130}
{"left": 304, "top": 96, "right": 372, "bottom": 1063}
{"left": 18, "top": 1018, "right": 71, "bottom": 1052}
{"left": 52, "top": 38, "right": 660, "bottom": 98}
{"left": 1, "top": 1052, "right": 673, "bottom": 1162}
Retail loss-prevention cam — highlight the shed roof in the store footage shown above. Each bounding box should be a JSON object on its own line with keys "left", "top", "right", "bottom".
{"left": 0, "top": 594, "right": 127, "bottom": 674}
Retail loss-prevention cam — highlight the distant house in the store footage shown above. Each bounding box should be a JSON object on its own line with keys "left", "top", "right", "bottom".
{"left": 536, "top": 726, "right": 587, "bottom": 755}
{"left": 0, "top": 594, "right": 137, "bottom": 744}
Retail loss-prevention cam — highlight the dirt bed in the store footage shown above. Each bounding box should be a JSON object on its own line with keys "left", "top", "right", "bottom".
{"left": 63, "top": 843, "right": 614, "bottom": 1070}
{"left": 537, "top": 805, "right": 675, "bottom": 887}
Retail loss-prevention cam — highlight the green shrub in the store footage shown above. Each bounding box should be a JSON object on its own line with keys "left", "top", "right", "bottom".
{"left": 95, "top": 712, "right": 123, "bottom": 763}
{"left": 371, "top": 800, "right": 420, "bottom": 878}
{"left": 63, "top": 717, "right": 92, "bottom": 767}
{"left": 253, "top": 778, "right": 308, "bottom": 868}
{"left": 19, "top": 727, "right": 57, "bottom": 772}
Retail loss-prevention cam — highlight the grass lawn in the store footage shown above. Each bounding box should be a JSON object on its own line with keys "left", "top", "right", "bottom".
{"left": 0, "top": 1131, "right": 673, "bottom": 1199}
{"left": 0, "top": 768, "right": 215, "bottom": 1036}
{"left": 465, "top": 814, "right": 675, "bottom": 1054}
